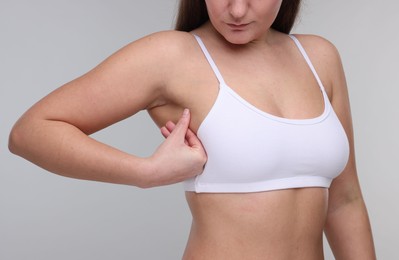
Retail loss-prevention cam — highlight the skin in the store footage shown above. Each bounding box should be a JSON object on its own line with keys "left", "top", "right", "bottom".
{"left": 9, "top": 0, "right": 376, "bottom": 259}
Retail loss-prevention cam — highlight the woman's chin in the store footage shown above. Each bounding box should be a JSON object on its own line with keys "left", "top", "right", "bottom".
{"left": 220, "top": 29, "right": 265, "bottom": 45}
{"left": 223, "top": 33, "right": 253, "bottom": 45}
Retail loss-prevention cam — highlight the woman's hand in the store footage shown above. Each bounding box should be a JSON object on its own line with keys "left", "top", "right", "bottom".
{"left": 143, "top": 109, "right": 207, "bottom": 188}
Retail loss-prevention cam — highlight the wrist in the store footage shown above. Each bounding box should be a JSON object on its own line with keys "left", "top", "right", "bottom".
{"left": 116, "top": 154, "right": 153, "bottom": 188}
{"left": 134, "top": 156, "right": 157, "bottom": 189}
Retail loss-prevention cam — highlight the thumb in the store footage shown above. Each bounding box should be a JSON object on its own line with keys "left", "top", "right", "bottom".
{"left": 169, "top": 109, "right": 190, "bottom": 140}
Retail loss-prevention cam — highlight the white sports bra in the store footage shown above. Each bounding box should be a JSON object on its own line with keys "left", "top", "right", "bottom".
{"left": 183, "top": 35, "right": 350, "bottom": 193}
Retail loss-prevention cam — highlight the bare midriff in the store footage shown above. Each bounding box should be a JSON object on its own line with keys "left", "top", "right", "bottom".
{"left": 183, "top": 188, "right": 328, "bottom": 260}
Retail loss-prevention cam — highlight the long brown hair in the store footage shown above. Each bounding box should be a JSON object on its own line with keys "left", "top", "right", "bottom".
{"left": 175, "top": 0, "right": 301, "bottom": 34}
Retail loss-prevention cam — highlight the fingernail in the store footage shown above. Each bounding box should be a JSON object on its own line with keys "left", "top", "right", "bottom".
{"left": 183, "top": 108, "right": 189, "bottom": 116}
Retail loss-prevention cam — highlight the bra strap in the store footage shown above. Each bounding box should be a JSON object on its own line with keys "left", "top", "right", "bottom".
{"left": 193, "top": 34, "right": 226, "bottom": 85}
{"left": 288, "top": 35, "right": 325, "bottom": 92}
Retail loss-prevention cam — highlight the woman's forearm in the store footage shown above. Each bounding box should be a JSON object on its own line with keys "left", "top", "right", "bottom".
{"left": 9, "top": 109, "right": 206, "bottom": 188}
{"left": 324, "top": 198, "right": 376, "bottom": 260}
{"left": 9, "top": 118, "right": 149, "bottom": 187}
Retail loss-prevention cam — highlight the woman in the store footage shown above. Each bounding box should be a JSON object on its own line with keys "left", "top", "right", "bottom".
{"left": 9, "top": 0, "right": 376, "bottom": 259}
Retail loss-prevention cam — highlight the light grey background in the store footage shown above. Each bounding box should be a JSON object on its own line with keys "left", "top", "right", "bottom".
{"left": 1, "top": 1, "right": 398, "bottom": 259}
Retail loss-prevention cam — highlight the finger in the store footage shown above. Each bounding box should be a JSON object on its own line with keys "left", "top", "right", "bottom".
{"left": 172, "top": 121, "right": 190, "bottom": 145}
{"left": 164, "top": 120, "right": 190, "bottom": 145}
{"left": 160, "top": 126, "right": 171, "bottom": 138}
{"left": 185, "top": 127, "right": 204, "bottom": 149}
{"left": 165, "top": 121, "right": 176, "bottom": 132}
{"left": 169, "top": 109, "right": 190, "bottom": 139}
{"left": 164, "top": 121, "right": 189, "bottom": 144}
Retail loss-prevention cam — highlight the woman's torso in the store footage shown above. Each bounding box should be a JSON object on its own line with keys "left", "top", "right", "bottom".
{"left": 148, "top": 25, "right": 339, "bottom": 259}
{"left": 184, "top": 189, "right": 327, "bottom": 259}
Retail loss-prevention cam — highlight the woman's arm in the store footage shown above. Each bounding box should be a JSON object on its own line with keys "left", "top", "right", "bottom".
{"left": 8, "top": 31, "right": 206, "bottom": 188}
{"left": 303, "top": 35, "right": 376, "bottom": 259}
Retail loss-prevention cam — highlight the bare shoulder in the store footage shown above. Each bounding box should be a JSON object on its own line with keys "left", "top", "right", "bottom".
{"left": 99, "top": 30, "right": 197, "bottom": 83}
{"left": 119, "top": 30, "right": 199, "bottom": 88}
{"left": 291, "top": 34, "right": 345, "bottom": 98}
{"left": 292, "top": 34, "right": 340, "bottom": 62}
{"left": 124, "top": 30, "right": 196, "bottom": 62}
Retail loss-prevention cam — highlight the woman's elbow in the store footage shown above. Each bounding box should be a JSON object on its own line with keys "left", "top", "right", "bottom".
{"left": 9, "top": 122, "right": 25, "bottom": 156}
{"left": 8, "top": 117, "right": 34, "bottom": 157}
